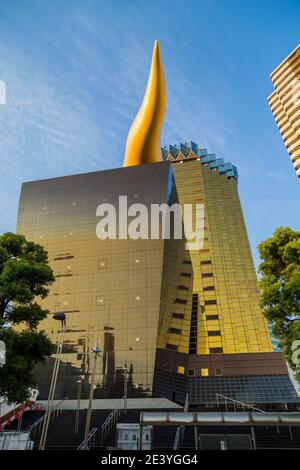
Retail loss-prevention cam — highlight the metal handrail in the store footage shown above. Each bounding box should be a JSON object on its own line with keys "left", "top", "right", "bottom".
{"left": 173, "top": 427, "right": 181, "bottom": 450}
{"left": 216, "top": 393, "right": 265, "bottom": 413}
{"left": 173, "top": 394, "right": 189, "bottom": 450}
{"left": 100, "top": 396, "right": 125, "bottom": 443}
{"left": 77, "top": 427, "right": 98, "bottom": 450}
{"left": 27, "top": 397, "right": 68, "bottom": 437}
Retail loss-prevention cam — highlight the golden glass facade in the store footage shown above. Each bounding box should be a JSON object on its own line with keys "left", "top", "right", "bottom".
{"left": 17, "top": 144, "right": 298, "bottom": 405}
{"left": 153, "top": 143, "right": 297, "bottom": 405}
{"left": 17, "top": 162, "right": 174, "bottom": 399}
{"left": 157, "top": 158, "right": 272, "bottom": 355}
{"left": 268, "top": 44, "right": 300, "bottom": 178}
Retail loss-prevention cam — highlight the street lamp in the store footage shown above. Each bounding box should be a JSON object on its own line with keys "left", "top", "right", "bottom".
{"left": 39, "top": 312, "right": 66, "bottom": 450}
{"left": 74, "top": 379, "right": 82, "bottom": 434}
{"left": 124, "top": 366, "right": 128, "bottom": 413}
{"left": 82, "top": 339, "right": 101, "bottom": 450}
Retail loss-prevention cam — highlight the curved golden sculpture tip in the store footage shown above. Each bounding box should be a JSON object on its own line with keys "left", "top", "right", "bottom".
{"left": 123, "top": 40, "right": 166, "bottom": 167}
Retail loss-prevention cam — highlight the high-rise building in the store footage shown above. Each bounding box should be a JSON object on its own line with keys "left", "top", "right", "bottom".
{"left": 268, "top": 44, "right": 300, "bottom": 178}
{"left": 17, "top": 42, "right": 299, "bottom": 408}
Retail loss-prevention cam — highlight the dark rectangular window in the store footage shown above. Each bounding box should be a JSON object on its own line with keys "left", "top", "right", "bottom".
{"left": 187, "top": 369, "right": 195, "bottom": 377}
{"left": 189, "top": 293, "right": 198, "bottom": 354}
{"left": 208, "top": 330, "right": 221, "bottom": 337}
{"left": 202, "top": 273, "right": 213, "bottom": 278}
{"left": 166, "top": 343, "right": 178, "bottom": 351}
{"left": 206, "top": 314, "right": 219, "bottom": 321}
{"left": 181, "top": 272, "right": 191, "bottom": 277}
{"left": 182, "top": 260, "right": 191, "bottom": 265}
{"left": 215, "top": 367, "right": 223, "bottom": 376}
{"left": 53, "top": 255, "right": 74, "bottom": 260}
{"left": 201, "top": 260, "right": 212, "bottom": 265}
{"left": 209, "top": 347, "right": 223, "bottom": 354}
{"left": 178, "top": 285, "right": 189, "bottom": 291}
{"left": 174, "top": 298, "right": 187, "bottom": 304}
{"left": 55, "top": 273, "right": 73, "bottom": 278}
{"left": 168, "top": 327, "right": 181, "bottom": 335}
{"left": 172, "top": 313, "right": 184, "bottom": 319}
{"left": 204, "top": 299, "right": 217, "bottom": 305}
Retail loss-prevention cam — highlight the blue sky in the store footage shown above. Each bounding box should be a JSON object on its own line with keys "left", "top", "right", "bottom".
{"left": 0, "top": 0, "right": 299, "bottom": 269}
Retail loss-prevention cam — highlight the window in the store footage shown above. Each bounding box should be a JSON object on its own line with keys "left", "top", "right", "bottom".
{"left": 189, "top": 293, "right": 198, "bottom": 354}
{"left": 206, "top": 314, "right": 219, "bottom": 320}
{"left": 55, "top": 273, "right": 73, "bottom": 278}
{"left": 53, "top": 255, "right": 74, "bottom": 261}
{"left": 208, "top": 330, "right": 221, "bottom": 337}
{"left": 201, "top": 368, "right": 209, "bottom": 377}
{"left": 201, "top": 260, "right": 212, "bottom": 265}
{"left": 203, "top": 286, "right": 215, "bottom": 291}
{"left": 215, "top": 368, "right": 223, "bottom": 376}
{"left": 209, "top": 347, "right": 223, "bottom": 354}
{"left": 178, "top": 285, "right": 189, "bottom": 291}
{"left": 97, "top": 259, "right": 107, "bottom": 269}
{"left": 202, "top": 273, "right": 213, "bottom": 278}
{"left": 181, "top": 272, "right": 191, "bottom": 277}
{"left": 166, "top": 343, "right": 178, "bottom": 351}
{"left": 96, "top": 296, "right": 106, "bottom": 306}
{"left": 187, "top": 368, "right": 195, "bottom": 377}
{"left": 172, "top": 313, "right": 184, "bottom": 319}
{"left": 174, "top": 298, "right": 187, "bottom": 304}
{"left": 169, "top": 327, "right": 181, "bottom": 335}
{"left": 204, "top": 299, "right": 217, "bottom": 305}
{"left": 177, "top": 366, "right": 185, "bottom": 375}
{"left": 182, "top": 260, "right": 191, "bottom": 265}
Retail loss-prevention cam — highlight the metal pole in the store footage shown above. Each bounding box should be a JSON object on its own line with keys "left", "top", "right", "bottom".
{"left": 124, "top": 367, "right": 128, "bottom": 413}
{"left": 74, "top": 380, "right": 82, "bottom": 434}
{"left": 138, "top": 424, "right": 143, "bottom": 450}
{"left": 39, "top": 315, "right": 66, "bottom": 450}
{"left": 42, "top": 325, "right": 65, "bottom": 446}
{"left": 38, "top": 328, "right": 63, "bottom": 449}
{"left": 194, "top": 426, "right": 198, "bottom": 450}
{"left": 17, "top": 407, "right": 23, "bottom": 432}
{"left": 82, "top": 339, "right": 101, "bottom": 450}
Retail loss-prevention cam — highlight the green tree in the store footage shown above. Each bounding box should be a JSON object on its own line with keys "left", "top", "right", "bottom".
{"left": 0, "top": 232, "right": 55, "bottom": 403}
{"left": 258, "top": 227, "right": 300, "bottom": 382}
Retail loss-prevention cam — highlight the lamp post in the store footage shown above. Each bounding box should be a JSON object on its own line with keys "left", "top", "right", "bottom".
{"left": 124, "top": 366, "right": 128, "bottom": 413}
{"left": 39, "top": 312, "right": 66, "bottom": 450}
{"left": 82, "top": 339, "right": 101, "bottom": 450}
{"left": 74, "top": 379, "right": 82, "bottom": 434}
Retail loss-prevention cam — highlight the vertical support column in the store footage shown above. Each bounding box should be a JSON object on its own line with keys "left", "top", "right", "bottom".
{"left": 194, "top": 426, "right": 198, "bottom": 450}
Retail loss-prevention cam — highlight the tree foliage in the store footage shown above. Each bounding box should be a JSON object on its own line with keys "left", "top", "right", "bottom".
{"left": 258, "top": 227, "right": 300, "bottom": 382}
{"left": 0, "top": 233, "right": 55, "bottom": 403}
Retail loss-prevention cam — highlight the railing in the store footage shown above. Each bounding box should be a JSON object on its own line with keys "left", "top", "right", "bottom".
{"left": 173, "top": 426, "right": 181, "bottom": 450}
{"left": 173, "top": 394, "right": 189, "bottom": 450}
{"left": 100, "top": 397, "right": 126, "bottom": 443}
{"left": 77, "top": 427, "right": 98, "bottom": 450}
{"left": 27, "top": 397, "right": 68, "bottom": 439}
{"left": 216, "top": 393, "right": 265, "bottom": 413}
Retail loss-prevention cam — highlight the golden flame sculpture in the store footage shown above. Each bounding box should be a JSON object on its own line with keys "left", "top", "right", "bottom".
{"left": 123, "top": 40, "right": 166, "bottom": 167}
